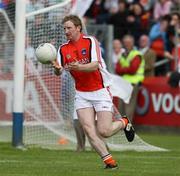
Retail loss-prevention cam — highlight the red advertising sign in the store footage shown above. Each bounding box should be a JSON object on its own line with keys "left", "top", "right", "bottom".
{"left": 0, "top": 73, "right": 13, "bottom": 121}
{"left": 0, "top": 73, "right": 61, "bottom": 122}
{"left": 134, "top": 77, "right": 180, "bottom": 127}
{"left": 1, "top": 74, "right": 179, "bottom": 127}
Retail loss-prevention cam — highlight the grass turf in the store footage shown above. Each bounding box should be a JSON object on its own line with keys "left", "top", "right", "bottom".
{"left": 0, "top": 133, "right": 180, "bottom": 176}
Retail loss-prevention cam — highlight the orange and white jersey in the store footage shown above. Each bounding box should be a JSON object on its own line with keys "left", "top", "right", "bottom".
{"left": 57, "top": 33, "right": 107, "bottom": 92}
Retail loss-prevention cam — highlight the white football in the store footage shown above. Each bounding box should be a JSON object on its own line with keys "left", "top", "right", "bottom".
{"left": 35, "top": 43, "right": 57, "bottom": 64}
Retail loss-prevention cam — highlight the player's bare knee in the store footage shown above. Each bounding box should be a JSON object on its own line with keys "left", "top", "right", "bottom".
{"left": 83, "top": 124, "right": 96, "bottom": 139}
{"left": 98, "top": 128, "right": 111, "bottom": 138}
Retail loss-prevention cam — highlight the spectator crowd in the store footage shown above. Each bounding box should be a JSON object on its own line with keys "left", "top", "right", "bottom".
{"left": 0, "top": 0, "right": 179, "bottom": 77}
{"left": 84, "top": 0, "right": 180, "bottom": 77}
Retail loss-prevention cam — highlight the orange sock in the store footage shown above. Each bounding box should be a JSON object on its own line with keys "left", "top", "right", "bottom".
{"left": 102, "top": 154, "right": 117, "bottom": 166}
{"left": 120, "top": 118, "right": 128, "bottom": 128}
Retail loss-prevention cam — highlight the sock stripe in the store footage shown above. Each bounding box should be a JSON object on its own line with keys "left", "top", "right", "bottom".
{"left": 102, "top": 153, "right": 111, "bottom": 160}
{"left": 120, "top": 118, "right": 128, "bottom": 128}
{"left": 103, "top": 155, "right": 112, "bottom": 162}
{"left": 120, "top": 119, "right": 126, "bottom": 128}
{"left": 103, "top": 155, "right": 117, "bottom": 166}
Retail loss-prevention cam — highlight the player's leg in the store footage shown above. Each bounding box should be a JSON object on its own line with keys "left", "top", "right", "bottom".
{"left": 95, "top": 117, "right": 110, "bottom": 151}
{"left": 96, "top": 110, "right": 127, "bottom": 137}
{"left": 94, "top": 100, "right": 135, "bottom": 142}
{"left": 77, "top": 107, "right": 109, "bottom": 156}
{"left": 77, "top": 108, "right": 117, "bottom": 169}
{"left": 73, "top": 119, "right": 86, "bottom": 152}
{"left": 75, "top": 93, "right": 108, "bottom": 155}
{"left": 97, "top": 109, "right": 135, "bottom": 142}
{"left": 94, "top": 100, "right": 127, "bottom": 137}
{"left": 73, "top": 109, "right": 86, "bottom": 152}
{"left": 113, "top": 104, "right": 135, "bottom": 142}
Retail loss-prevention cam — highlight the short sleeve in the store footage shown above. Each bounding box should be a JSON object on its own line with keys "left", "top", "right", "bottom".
{"left": 88, "top": 36, "right": 102, "bottom": 63}
{"left": 57, "top": 46, "right": 64, "bottom": 66}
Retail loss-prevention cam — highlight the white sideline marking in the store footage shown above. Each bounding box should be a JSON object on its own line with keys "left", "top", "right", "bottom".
{"left": 120, "top": 155, "right": 180, "bottom": 159}
{"left": 0, "top": 121, "right": 61, "bottom": 126}
{"left": 0, "top": 160, "right": 22, "bottom": 163}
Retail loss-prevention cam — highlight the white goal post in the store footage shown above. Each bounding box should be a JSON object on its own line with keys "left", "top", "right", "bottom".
{"left": 12, "top": 0, "right": 167, "bottom": 152}
{"left": 12, "top": 0, "right": 26, "bottom": 147}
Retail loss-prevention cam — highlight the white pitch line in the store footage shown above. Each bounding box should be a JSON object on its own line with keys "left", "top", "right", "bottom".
{"left": 0, "top": 160, "right": 22, "bottom": 163}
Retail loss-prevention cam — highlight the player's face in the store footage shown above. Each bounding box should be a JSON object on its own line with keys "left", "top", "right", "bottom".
{"left": 63, "top": 20, "right": 81, "bottom": 41}
{"left": 123, "top": 38, "right": 134, "bottom": 51}
{"left": 113, "top": 40, "right": 122, "bottom": 54}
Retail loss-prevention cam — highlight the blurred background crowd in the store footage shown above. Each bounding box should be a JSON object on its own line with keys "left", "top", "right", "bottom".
{"left": 0, "top": 0, "right": 179, "bottom": 82}
{"left": 83, "top": 0, "right": 180, "bottom": 77}
{"left": 0, "top": 0, "right": 179, "bottom": 76}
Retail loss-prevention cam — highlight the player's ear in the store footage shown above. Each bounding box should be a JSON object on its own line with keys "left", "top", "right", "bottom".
{"left": 77, "top": 25, "right": 81, "bottom": 32}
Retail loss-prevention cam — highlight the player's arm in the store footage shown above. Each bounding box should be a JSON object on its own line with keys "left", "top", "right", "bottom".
{"left": 67, "top": 61, "right": 98, "bottom": 72}
{"left": 52, "top": 60, "right": 63, "bottom": 75}
{"left": 53, "top": 46, "right": 64, "bottom": 75}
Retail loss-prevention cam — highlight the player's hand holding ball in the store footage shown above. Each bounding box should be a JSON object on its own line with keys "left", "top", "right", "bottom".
{"left": 52, "top": 60, "right": 63, "bottom": 75}
{"left": 35, "top": 43, "right": 63, "bottom": 75}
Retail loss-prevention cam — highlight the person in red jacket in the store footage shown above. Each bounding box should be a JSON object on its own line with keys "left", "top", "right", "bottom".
{"left": 52, "top": 15, "right": 135, "bottom": 169}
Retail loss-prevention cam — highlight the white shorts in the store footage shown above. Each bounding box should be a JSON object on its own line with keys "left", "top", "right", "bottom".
{"left": 75, "top": 88, "right": 113, "bottom": 112}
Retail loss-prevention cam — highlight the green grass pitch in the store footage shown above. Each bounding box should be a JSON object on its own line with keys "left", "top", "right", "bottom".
{"left": 0, "top": 133, "right": 180, "bottom": 176}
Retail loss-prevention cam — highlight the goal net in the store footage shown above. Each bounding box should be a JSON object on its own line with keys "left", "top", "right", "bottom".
{"left": 23, "top": 0, "right": 166, "bottom": 151}
{"left": 0, "top": 2, "right": 15, "bottom": 141}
